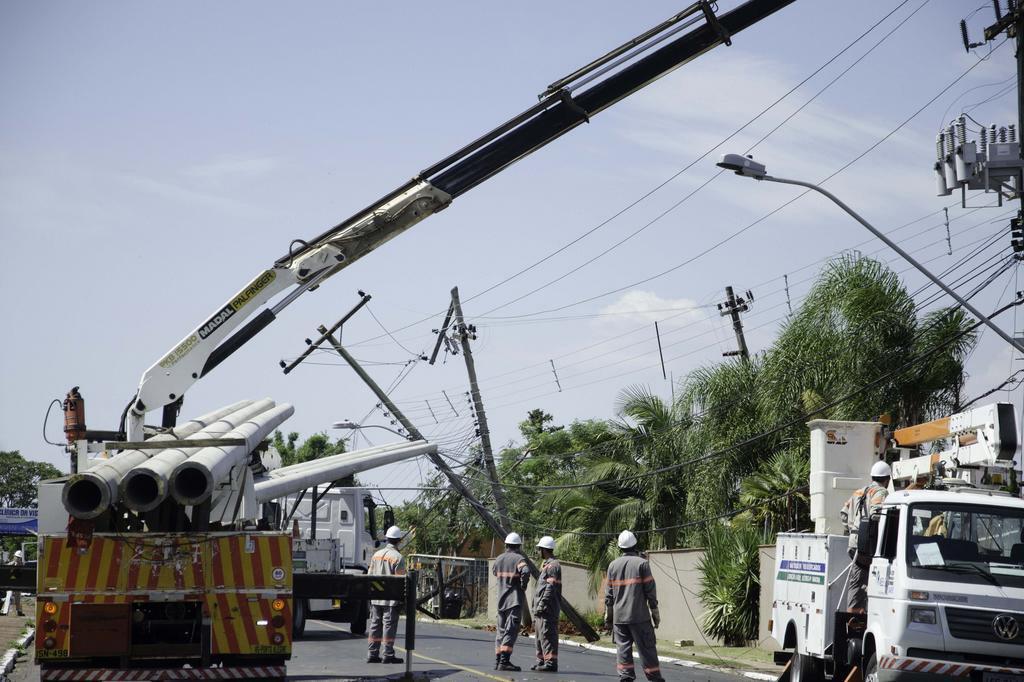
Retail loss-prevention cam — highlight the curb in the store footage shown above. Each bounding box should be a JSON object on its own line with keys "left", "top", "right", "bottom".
{"left": 1, "top": 628, "right": 34, "bottom": 679}
{"left": 415, "top": 618, "right": 777, "bottom": 680}
{"left": 535, "top": 633, "right": 777, "bottom": 680}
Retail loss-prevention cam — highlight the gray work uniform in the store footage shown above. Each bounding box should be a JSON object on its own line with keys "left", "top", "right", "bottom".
{"left": 605, "top": 552, "right": 663, "bottom": 682}
{"left": 492, "top": 550, "right": 530, "bottom": 658}
{"left": 533, "top": 558, "right": 561, "bottom": 666}
{"left": 367, "top": 543, "right": 405, "bottom": 658}
{"left": 839, "top": 481, "right": 888, "bottom": 610}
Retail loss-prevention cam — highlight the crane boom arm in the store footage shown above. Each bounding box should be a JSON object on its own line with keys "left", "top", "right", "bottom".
{"left": 127, "top": 0, "right": 796, "bottom": 440}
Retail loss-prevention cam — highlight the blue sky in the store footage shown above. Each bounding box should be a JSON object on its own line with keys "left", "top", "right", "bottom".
{"left": 2, "top": 1, "right": 1020, "bottom": 502}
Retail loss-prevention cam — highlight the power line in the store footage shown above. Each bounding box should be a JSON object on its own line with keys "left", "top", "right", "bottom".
{"left": 446, "top": 293, "right": 1022, "bottom": 493}
{"left": 486, "top": 38, "right": 1010, "bottom": 321}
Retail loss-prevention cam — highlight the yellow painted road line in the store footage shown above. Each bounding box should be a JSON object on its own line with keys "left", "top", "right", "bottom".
{"left": 315, "top": 620, "right": 510, "bottom": 681}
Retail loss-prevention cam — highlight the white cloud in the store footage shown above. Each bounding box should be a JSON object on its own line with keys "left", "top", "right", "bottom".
{"left": 183, "top": 156, "right": 279, "bottom": 186}
{"left": 596, "top": 290, "right": 709, "bottom": 327}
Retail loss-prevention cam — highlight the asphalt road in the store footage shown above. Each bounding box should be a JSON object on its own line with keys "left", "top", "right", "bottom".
{"left": 10, "top": 619, "right": 747, "bottom": 681}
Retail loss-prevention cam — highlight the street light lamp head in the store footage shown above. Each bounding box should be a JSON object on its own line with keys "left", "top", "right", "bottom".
{"left": 717, "top": 153, "right": 766, "bottom": 179}
{"left": 332, "top": 420, "right": 359, "bottom": 430}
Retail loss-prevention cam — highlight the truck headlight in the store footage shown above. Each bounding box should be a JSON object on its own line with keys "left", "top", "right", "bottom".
{"left": 910, "top": 607, "right": 936, "bottom": 624}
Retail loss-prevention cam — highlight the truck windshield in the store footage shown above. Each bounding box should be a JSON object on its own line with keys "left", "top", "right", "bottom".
{"left": 906, "top": 502, "right": 1024, "bottom": 588}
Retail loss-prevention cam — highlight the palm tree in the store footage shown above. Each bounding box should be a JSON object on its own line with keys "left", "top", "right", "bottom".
{"left": 737, "top": 447, "right": 810, "bottom": 537}
{"left": 541, "top": 386, "right": 689, "bottom": 591}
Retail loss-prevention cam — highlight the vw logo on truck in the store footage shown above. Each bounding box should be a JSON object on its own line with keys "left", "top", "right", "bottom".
{"left": 992, "top": 613, "right": 1021, "bottom": 642}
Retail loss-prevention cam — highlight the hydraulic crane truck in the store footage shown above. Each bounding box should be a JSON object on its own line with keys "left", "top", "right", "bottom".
{"left": 31, "top": 1, "right": 800, "bottom": 678}
{"left": 771, "top": 404, "right": 1024, "bottom": 682}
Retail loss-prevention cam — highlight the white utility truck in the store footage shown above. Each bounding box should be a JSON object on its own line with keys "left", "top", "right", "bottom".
{"left": 772, "top": 404, "right": 1024, "bottom": 681}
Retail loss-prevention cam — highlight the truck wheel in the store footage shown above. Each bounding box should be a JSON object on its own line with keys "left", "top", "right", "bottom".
{"left": 350, "top": 600, "right": 368, "bottom": 636}
{"left": 293, "top": 598, "right": 307, "bottom": 639}
{"left": 791, "top": 652, "right": 821, "bottom": 682}
{"left": 862, "top": 651, "right": 879, "bottom": 682}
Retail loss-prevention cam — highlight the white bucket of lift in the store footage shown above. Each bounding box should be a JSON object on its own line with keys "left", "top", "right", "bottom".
{"left": 808, "top": 419, "right": 884, "bottom": 534}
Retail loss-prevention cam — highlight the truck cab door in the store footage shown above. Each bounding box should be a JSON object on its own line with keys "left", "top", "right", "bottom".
{"left": 867, "top": 510, "right": 900, "bottom": 610}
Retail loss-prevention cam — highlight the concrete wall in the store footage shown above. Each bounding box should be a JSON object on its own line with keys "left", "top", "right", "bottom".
{"left": 646, "top": 548, "right": 714, "bottom": 645}
{"left": 485, "top": 546, "right": 781, "bottom": 650}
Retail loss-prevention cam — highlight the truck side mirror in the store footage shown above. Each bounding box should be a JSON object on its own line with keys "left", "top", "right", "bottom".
{"left": 383, "top": 508, "right": 395, "bottom": 529}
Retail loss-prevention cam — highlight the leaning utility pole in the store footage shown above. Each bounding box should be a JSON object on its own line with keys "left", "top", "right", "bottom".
{"left": 286, "top": 302, "right": 598, "bottom": 642}
{"left": 449, "top": 287, "right": 511, "bottom": 530}
{"left": 718, "top": 286, "right": 753, "bottom": 359}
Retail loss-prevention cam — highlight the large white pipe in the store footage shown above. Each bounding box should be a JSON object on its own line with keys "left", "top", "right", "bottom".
{"left": 259, "top": 441, "right": 404, "bottom": 477}
{"left": 61, "top": 400, "right": 253, "bottom": 519}
{"left": 170, "top": 403, "right": 295, "bottom": 506}
{"left": 120, "top": 399, "right": 284, "bottom": 512}
{"left": 253, "top": 440, "right": 436, "bottom": 503}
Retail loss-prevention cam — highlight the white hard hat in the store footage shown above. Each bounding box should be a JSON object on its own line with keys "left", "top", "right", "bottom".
{"left": 536, "top": 536, "right": 556, "bottom": 550}
{"left": 385, "top": 525, "right": 404, "bottom": 540}
{"left": 617, "top": 530, "right": 638, "bottom": 549}
{"left": 13, "top": 550, "right": 23, "bottom": 559}
{"left": 504, "top": 532, "right": 523, "bottom": 545}
{"left": 871, "top": 460, "right": 892, "bottom": 478}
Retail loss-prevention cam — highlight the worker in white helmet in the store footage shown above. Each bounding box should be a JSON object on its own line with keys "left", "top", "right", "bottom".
{"left": 6, "top": 550, "right": 24, "bottom": 616}
{"left": 839, "top": 460, "right": 891, "bottom": 612}
{"left": 367, "top": 526, "right": 406, "bottom": 664}
{"left": 491, "top": 531, "right": 531, "bottom": 671}
{"left": 604, "top": 530, "right": 664, "bottom": 682}
{"left": 531, "top": 536, "right": 561, "bottom": 672}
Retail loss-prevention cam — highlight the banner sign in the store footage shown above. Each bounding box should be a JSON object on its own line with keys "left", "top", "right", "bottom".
{"left": 0, "top": 508, "right": 37, "bottom": 535}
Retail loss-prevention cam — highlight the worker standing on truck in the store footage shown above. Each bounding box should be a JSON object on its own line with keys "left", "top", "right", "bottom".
{"left": 366, "top": 525, "right": 406, "bottom": 665}
{"left": 492, "top": 531, "right": 531, "bottom": 672}
{"left": 604, "top": 530, "right": 664, "bottom": 682}
{"left": 839, "top": 460, "right": 891, "bottom": 612}
{"left": 531, "top": 536, "right": 561, "bottom": 673}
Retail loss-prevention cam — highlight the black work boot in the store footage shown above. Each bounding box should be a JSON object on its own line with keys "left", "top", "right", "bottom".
{"left": 497, "top": 654, "right": 521, "bottom": 672}
{"left": 540, "top": 661, "right": 558, "bottom": 672}
{"left": 382, "top": 655, "right": 404, "bottom": 664}
{"left": 366, "top": 655, "right": 382, "bottom": 663}
{"left": 495, "top": 654, "right": 501, "bottom": 670}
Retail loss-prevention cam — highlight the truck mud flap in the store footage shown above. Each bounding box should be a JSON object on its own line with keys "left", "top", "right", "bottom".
{"left": 40, "top": 665, "right": 285, "bottom": 680}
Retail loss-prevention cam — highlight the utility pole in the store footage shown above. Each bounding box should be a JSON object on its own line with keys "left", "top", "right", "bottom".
{"left": 448, "top": 287, "right": 511, "bottom": 530}
{"left": 284, "top": 302, "right": 598, "bottom": 642}
{"left": 717, "top": 286, "right": 753, "bottom": 359}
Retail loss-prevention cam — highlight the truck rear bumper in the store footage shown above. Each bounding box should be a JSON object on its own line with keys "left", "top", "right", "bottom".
{"left": 40, "top": 665, "right": 286, "bottom": 680}
{"left": 879, "top": 654, "right": 1024, "bottom": 681}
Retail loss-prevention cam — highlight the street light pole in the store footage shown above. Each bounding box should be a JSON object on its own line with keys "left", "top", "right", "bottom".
{"left": 332, "top": 421, "right": 408, "bottom": 440}
{"left": 716, "top": 154, "right": 1024, "bottom": 355}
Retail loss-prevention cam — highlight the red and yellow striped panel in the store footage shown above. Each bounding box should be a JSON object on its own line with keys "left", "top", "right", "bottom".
{"left": 36, "top": 532, "right": 292, "bottom": 660}
{"left": 40, "top": 537, "right": 123, "bottom": 594}
{"left": 39, "top": 533, "right": 291, "bottom": 595}
{"left": 209, "top": 593, "right": 292, "bottom": 656}
{"left": 209, "top": 535, "right": 291, "bottom": 590}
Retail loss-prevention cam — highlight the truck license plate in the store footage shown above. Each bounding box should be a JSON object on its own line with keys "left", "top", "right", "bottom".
{"left": 983, "top": 674, "right": 1024, "bottom": 682}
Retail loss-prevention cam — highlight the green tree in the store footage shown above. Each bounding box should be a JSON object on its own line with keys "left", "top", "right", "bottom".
{"left": 737, "top": 447, "right": 810, "bottom": 537}
{"left": 678, "top": 255, "right": 976, "bottom": 536}
{"left": 272, "top": 431, "right": 346, "bottom": 467}
{"left": 542, "top": 388, "right": 688, "bottom": 589}
{"left": 0, "top": 451, "right": 62, "bottom": 508}
{"left": 697, "top": 523, "right": 761, "bottom": 646}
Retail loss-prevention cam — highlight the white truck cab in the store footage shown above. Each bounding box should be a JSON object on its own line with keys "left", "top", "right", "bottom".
{"left": 862, "top": 489, "right": 1024, "bottom": 680}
